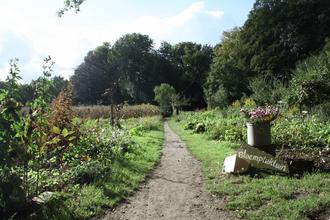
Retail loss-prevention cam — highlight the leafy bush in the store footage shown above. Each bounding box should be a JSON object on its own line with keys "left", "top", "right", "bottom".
{"left": 69, "top": 160, "right": 111, "bottom": 184}
{"left": 205, "top": 85, "right": 229, "bottom": 109}
{"left": 0, "top": 57, "right": 55, "bottom": 214}
{"left": 78, "top": 120, "right": 134, "bottom": 159}
{"left": 311, "top": 101, "right": 330, "bottom": 121}
{"left": 249, "top": 76, "right": 287, "bottom": 105}
{"left": 286, "top": 52, "right": 330, "bottom": 109}
{"left": 154, "top": 83, "right": 176, "bottom": 117}
{"left": 273, "top": 116, "right": 330, "bottom": 149}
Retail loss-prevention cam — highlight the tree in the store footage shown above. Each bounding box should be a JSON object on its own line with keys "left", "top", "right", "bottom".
{"left": 71, "top": 34, "right": 213, "bottom": 108}
{"left": 241, "top": 0, "right": 330, "bottom": 81}
{"left": 158, "top": 41, "right": 213, "bottom": 109}
{"left": 58, "top": 0, "right": 86, "bottom": 17}
{"left": 110, "top": 33, "right": 159, "bottom": 103}
{"left": 154, "top": 83, "right": 176, "bottom": 117}
{"left": 71, "top": 42, "right": 115, "bottom": 104}
{"left": 51, "top": 76, "right": 69, "bottom": 100}
{"left": 204, "top": 28, "right": 249, "bottom": 108}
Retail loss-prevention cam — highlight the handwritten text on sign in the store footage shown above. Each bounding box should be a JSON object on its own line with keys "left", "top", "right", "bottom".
{"left": 236, "top": 145, "right": 289, "bottom": 173}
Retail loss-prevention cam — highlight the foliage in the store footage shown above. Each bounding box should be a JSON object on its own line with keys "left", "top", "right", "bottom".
{"left": 204, "top": 0, "right": 330, "bottom": 109}
{"left": 68, "top": 160, "right": 111, "bottom": 184}
{"left": 47, "top": 84, "right": 78, "bottom": 163}
{"left": 248, "top": 76, "right": 287, "bottom": 105}
{"left": 58, "top": 0, "right": 86, "bottom": 17}
{"left": 168, "top": 42, "right": 213, "bottom": 108}
{"left": 311, "top": 101, "right": 330, "bottom": 121}
{"left": 0, "top": 58, "right": 162, "bottom": 218}
{"left": 273, "top": 116, "right": 330, "bottom": 149}
{"left": 71, "top": 42, "right": 115, "bottom": 105}
{"left": 0, "top": 59, "right": 26, "bottom": 213}
{"left": 286, "top": 52, "right": 330, "bottom": 109}
{"left": 241, "top": 0, "right": 330, "bottom": 80}
{"left": 177, "top": 109, "right": 330, "bottom": 150}
{"left": 154, "top": 83, "right": 176, "bottom": 117}
{"left": 205, "top": 85, "right": 229, "bottom": 109}
{"left": 153, "top": 83, "right": 176, "bottom": 106}
{"left": 71, "top": 35, "right": 212, "bottom": 109}
{"left": 204, "top": 28, "right": 249, "bottom": 108}
{"left": 0, "top": 57, "right": 57, "bottom": 215}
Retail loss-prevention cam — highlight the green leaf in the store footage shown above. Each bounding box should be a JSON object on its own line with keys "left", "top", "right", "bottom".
{"left": 49, "top": 137, "right": 61, "bottom": 145}
{"left": 68, "top": 136, "right": 76, "bottom": 141}
{"left": 52, "top": 126, "right": 61, "bottom": 135}
{"left": 62, "top": 128, "right": 69, "bottom": 137}
{"left": 0, "top": 92, "right": 6, "bottom": 102}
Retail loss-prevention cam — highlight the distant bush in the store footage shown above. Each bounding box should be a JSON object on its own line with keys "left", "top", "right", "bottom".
{"left": 73, "top": 104, "right": 160, "bottom": 119}
{"left": 205, "top": 85, "right": 229, "bottom": 109}
{"left": 153, "top": 83, "right": 176, "bottom": 117}
{"left": 249, "top": 76, "right": 287, "bottom": 105}
{"left": 286, "top": 52, "right": 330, "bottom": 109}
{"left": 311, "top": 101, "right": 330, "bottom": 121}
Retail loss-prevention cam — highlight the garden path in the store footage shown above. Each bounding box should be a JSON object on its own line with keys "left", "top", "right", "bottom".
{"left": 101, "top": 121, "right": 235, "bottom": 220}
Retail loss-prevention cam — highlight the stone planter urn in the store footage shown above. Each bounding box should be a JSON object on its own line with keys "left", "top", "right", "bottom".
{"left": 247, "top": 121, "right": 271, "bottom": 147}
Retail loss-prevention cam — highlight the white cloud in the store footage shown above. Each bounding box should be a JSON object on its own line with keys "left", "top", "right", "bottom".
{"left": 205, "top": 10, "right": 225, "bottom": 17}
{"left": 127, "top": 1, "right": 224, "bottom": 45}
{"left": 0, "top": 1, "right": 224, "bottom": 82}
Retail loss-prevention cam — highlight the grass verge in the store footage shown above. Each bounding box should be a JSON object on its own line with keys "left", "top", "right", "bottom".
{"left": 41, "top": 120, "right": 164, "bottom": 220}
{"left": 169, "top": 118, "right": 330, "bottom": 220}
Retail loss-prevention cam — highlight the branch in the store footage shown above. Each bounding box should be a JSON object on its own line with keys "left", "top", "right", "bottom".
{"left": 57, "top": 0, "right": 86, "bottom": 17}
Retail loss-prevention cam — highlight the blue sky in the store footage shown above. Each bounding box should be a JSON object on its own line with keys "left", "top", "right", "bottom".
{"left": 0, "top": 0, "right": 255, "bottom": 82}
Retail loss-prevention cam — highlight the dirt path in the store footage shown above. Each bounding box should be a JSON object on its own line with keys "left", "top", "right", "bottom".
{"left": 101, "top": 121, "right": 235, "bottom": 220}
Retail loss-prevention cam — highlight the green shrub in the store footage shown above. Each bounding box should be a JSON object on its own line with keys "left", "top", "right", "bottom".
{"left": 69, "top": 160, "right": 111, "bottom": 184}
{"left": 286, "top": 52, "right": 330, "bottom": 108}
{"left": 311, "top": 101, "right": 330, "bottom": 122}
{"left": 249, "top": 76, "right": 287, "bottom": 105}
{"left": 205, "top": 85, "right": 229, "bottom": 109}
{"left": 272, "top": 116, "right": 330, "bottom": 149}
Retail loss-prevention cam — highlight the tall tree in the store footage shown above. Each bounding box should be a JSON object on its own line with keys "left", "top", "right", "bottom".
{"left": 71, "top": 42, "right": 114, "bottom": 104}
{"left": 110, "top": 33, "right": 158, "bottom": 103}
{"left": 158, "top": 42, "right": 213, "bottom": 109}
{"left": 204, "top": 28, "right": 249, "bottom": 108}
{"left": 241, "top": 0, "right": 330, "bottom": 81}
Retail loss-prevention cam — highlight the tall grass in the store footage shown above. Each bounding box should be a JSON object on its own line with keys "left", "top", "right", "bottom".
{"left": 73, "top": 104, "right": 160, "bottom": 119}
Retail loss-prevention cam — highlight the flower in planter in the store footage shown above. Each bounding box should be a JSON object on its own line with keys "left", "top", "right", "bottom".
{"left": 240, "top": 106, "right": 279, "bottom": 123}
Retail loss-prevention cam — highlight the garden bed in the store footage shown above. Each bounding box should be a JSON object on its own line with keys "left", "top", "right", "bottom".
{"left": 169, "top": 113, "right": 330, "bottom": 220}
{"left": 277, "top": 147, "right": 330, "bottom": 173}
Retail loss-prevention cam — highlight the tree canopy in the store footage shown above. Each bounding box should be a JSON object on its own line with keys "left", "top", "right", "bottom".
{"left": 71, "top": 33, "right": 212, "bottom": 109}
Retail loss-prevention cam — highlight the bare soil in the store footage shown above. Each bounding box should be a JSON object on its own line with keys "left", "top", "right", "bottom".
{"left": 100, "top": 121, "right": 235, "bottom": 220}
